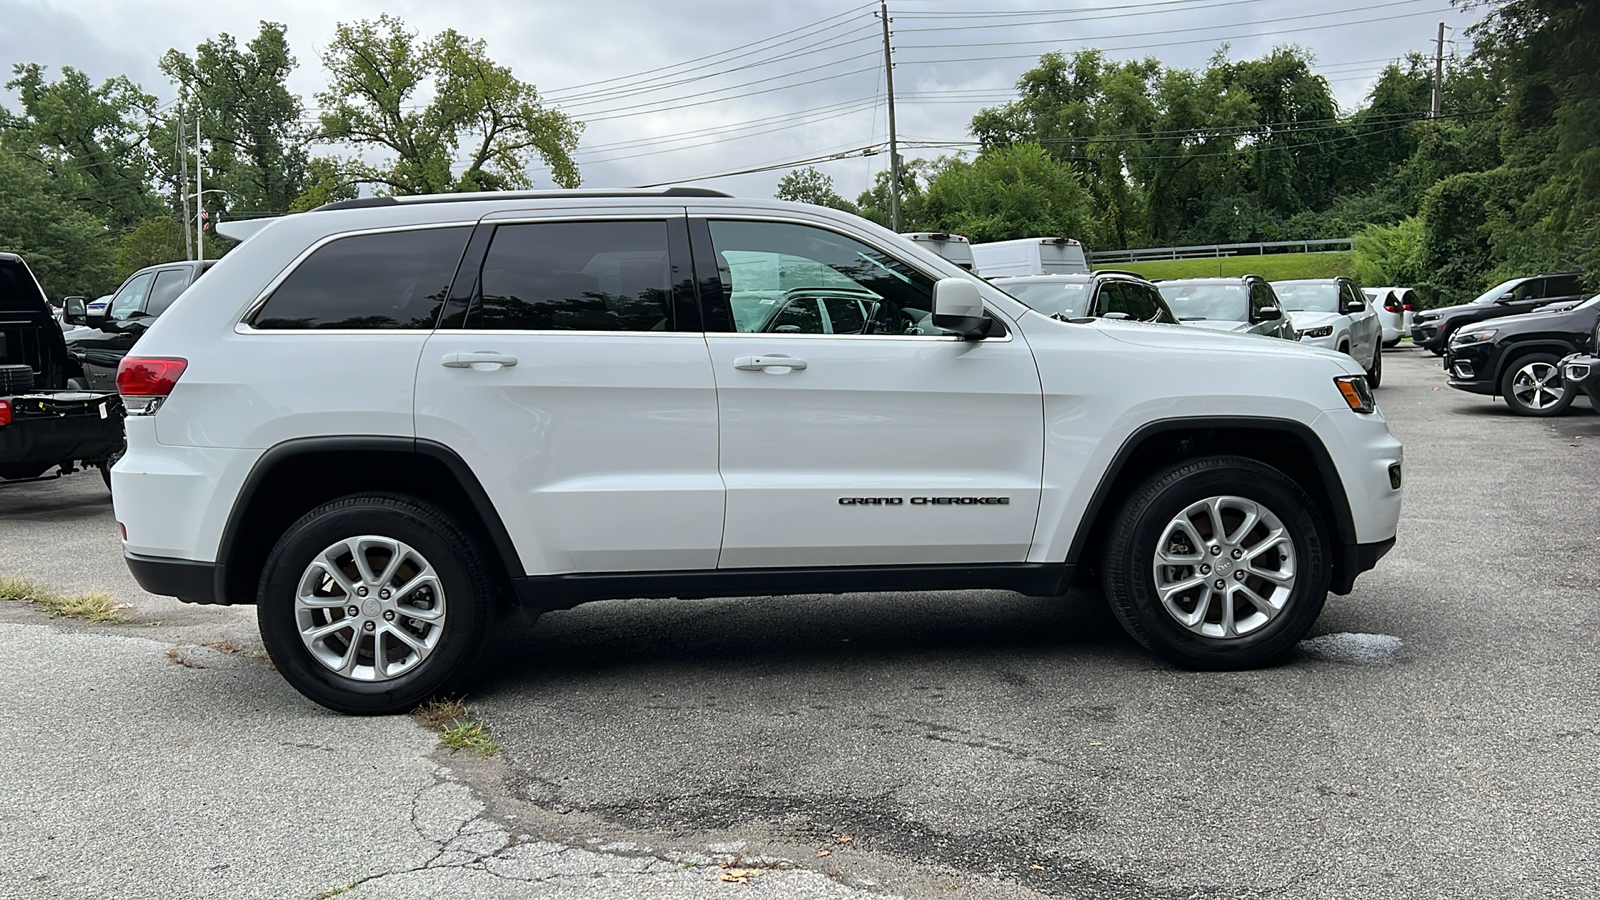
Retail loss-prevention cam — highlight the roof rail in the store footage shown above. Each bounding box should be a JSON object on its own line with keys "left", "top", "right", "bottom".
{"left": 1092, "top": 269, "right": 1149, "bottom": 280}
{"left": 312, "top": 186, "right": 732, "bottom": 213}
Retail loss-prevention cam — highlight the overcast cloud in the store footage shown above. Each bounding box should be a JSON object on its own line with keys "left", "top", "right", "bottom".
{"left": 1, "top": 0, "right": 1488, "bottom": 200}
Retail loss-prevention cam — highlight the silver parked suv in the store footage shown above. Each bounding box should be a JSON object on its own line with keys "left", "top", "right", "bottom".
{"left": 112, "top": 189, "right": 1402, "bottom": 713}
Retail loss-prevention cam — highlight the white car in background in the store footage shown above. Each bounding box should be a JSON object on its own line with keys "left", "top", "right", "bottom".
{"left": 1273, "top": 278, "right": 1384, "bottom": 387}
{"left": 1364, "top": 286, "right": 1417, "bottom": 347}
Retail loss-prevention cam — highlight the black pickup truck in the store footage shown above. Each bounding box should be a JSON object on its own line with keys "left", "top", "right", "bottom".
{"left": 0, "top": 252, "right": 124, "bottom": 488}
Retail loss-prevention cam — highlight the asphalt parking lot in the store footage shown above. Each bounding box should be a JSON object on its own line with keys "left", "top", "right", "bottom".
{"left": 1, "top": 346, "right": 1596, "bottom": 899}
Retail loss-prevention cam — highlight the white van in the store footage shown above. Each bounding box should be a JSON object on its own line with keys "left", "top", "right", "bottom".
{"left": 900, "top": 232, "right": 976, "bottom": 271}
{"left": 971, "top": 237, "right": 1089, "bottom": 278}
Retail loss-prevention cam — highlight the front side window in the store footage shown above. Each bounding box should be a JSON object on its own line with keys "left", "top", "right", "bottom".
{"left": 708, "top": 220, "right": 947, "bottom": 335}
{"left": 144, "top": 269, "right": 190, "bottom": 317}
{"left": 108, "top": 272, "right": 155, "bottom": 319}
{"left": 1100, "top": 281, "right": 1160, "bottom": 321}
{"left": 251, "top": 227, "right": 470, "bottom": 330}
{"left": 467, "top": 221, "right": 672, "bottom": 332}
{"left": 1511, "top": 279, "right": 1546, "bottom": 302}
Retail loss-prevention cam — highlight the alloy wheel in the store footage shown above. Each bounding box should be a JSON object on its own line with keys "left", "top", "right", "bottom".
{"left": 293, "top": 535, "right": 447, "bottom": 681}
{"left": 1510, "top": 361, "right": 1564, "bottom": 410}
{"left": 1151, "top": 495, "right": 1297, "bottom": 639}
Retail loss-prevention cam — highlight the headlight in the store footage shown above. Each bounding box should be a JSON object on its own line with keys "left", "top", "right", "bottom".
{"left": 1297, "top": 325, "right": 1334, "bottom": 339}
{"left": 1450, "top": 328, "right": 1497, "bottom": 346}
{"left": 1334, "top": 375, "right": 1375, "bottom": 413}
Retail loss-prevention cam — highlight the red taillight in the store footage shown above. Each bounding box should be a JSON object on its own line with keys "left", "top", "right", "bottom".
{"left": 117, "top": 357, "right": 188, "bottom": 396}
{"left": 1384, "top": 301, "right": 1400, "bottom": 313}
{"left": 0, "top": 399, "right": 10, "bottom": 427}
{"left": 1403, "top": 302, "right": 1416, "bottom": 311}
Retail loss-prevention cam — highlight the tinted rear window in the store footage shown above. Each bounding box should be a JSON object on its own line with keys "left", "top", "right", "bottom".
{"left": 0, "top": 259, "right": 47, "bottom": 314}
{"left": 251, "top": 227, "right": 470, "bottom": 330}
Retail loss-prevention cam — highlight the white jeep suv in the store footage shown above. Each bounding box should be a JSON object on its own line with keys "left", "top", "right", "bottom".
{"left": 111, "top": 189, "right": 1403, "bottom": 714}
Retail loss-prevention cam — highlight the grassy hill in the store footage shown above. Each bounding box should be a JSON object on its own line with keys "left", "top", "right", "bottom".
{"left": 1094, "top": 251, "right": 1356, "bottom": 282}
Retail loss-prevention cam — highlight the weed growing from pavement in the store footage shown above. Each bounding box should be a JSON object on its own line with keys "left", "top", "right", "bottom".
{"left": 414, "top": 696, "right": 502, "bottom": 757}
{"left": 0, "top": 574, "right": 124, "bottom": 623}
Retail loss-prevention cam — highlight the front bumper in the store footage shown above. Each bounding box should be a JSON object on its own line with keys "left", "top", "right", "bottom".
{"left": 1443, "top": 343, "right": 1497, "bottom": 395}
{"left": 1561, "top": 352, "right": 1600, "bottom": 405}
{"left": 1411, "top": 321, "right": 1444, "bottom": 350}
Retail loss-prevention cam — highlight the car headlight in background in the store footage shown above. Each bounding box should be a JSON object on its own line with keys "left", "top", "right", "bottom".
{"left": 1297, "top": 325, "right": 1334, "bottom": 339}
{"left": 1334, "top": 375, "right": 1375, "bottom": 413}
{"left": 1450, "top": 328, "right": 1497, "bottom": 346}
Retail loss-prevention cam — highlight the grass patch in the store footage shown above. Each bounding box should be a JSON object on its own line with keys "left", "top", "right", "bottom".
{"left": 0, "top": 574, "right": 124, "bottom": 623}
{"left": 414, "top": 696, "right": 502, "bottom": 757}
{"left": 1096, "top": 250, "right": 1355, "bottom": 282}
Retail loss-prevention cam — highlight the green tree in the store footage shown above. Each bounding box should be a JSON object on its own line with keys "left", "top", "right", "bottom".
{"left": 774, "top": 166, "right": 857, "bottom": 214}
{"left": 0, "top": 140, "right": 117, "bottom": 298}
{"left": 918, "top": 144, "right": 1096, "bottom": 244}
{"left": 159, "top": 21, "right": 310, "bottom": 219}
{"left": 115, "top": 218, "right": 187, "bottom": 278}
{"left": 2, "top": 64, "right": 162, "bottom": 232}
{"left": 315, "top": 14, "right": 582, "bottom": 195}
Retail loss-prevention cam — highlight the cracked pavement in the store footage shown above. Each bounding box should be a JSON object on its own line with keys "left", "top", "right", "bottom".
{"left": 1, "top": 349, "right": 1597, "bottom": 898}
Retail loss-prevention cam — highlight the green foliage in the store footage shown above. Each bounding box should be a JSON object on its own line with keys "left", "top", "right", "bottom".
{"left": 2, "top": 64, "right": 163, "bottom": 231}
{"left": 116, "top": 217, "right": 186, "bottom": 278}
{"left": 1352, "top": 216, "right": 1425, "bottom": 287}
{"left": 160, "top": 21, "right": 309, "bottom": 218}
{"left": 774, "top": 166, "right": 857, "bottom": 213}
{"left": 0, "top": 142, "right": 117, "bottom": 299}
{"left": 919, "top": 144, "right": 1095, "bottom": 244}
{"left": 315, "top": 14, "right": 582, "bottom": 196}
{"left": 1101, "top": 251, "right": 1354, "bottom": 282}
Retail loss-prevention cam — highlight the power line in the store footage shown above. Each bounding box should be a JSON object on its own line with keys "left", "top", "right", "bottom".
{"left": 633, "top": 143, "right": 886, "bottom": 189}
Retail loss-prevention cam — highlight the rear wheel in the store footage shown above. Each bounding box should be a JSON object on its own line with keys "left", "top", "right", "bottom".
{"left": 257, "top": 494, "right": 495, "bottom": 715}
{"left": 1101, "top": 456, "right": 1330, "bottom": 669}
{"left": 1500, "top": 353, "right": 1573, "bottom": 416}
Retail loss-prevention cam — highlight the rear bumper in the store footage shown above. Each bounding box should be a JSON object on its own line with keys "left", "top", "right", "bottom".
{"left": 125, "top": 553, "right": 227, "bottom": 605}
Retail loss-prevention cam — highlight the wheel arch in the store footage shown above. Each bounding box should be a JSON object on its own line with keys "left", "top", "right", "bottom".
{"left": 1064, "top": 417, "right": 1361, "bottom": 593}
{"left": 215, "top": 437, "right": 523, "bottom": 607}
{"left": 1491, "top": 340, "right": 1579, "bottom": 393}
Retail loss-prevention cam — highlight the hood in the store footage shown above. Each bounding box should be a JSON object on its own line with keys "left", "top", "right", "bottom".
{"left": 1080, "top": 316, "right": 1356, "bottom": 369}
{"left": 1177, "top": 318, "right": 1253, "bottom": 334}
{"left": 1284, "top": 310, "right": 1341, "bottom": 330}
{"left": 1413, "top": 301, "right": 1486, "bottom": 322}
{"left": 1465, "top": 303, "right": 1597, "bottom": 335}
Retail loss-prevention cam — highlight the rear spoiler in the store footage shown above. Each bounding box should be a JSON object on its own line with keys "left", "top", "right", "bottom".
{"left": 215, "top": 219, "right": 275, "bottom": 243}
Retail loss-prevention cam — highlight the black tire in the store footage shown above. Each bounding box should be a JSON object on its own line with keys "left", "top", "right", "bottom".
{"left": 1427, "top": 345, "right": 1444, "bottom": 357}
{"left": 98, "top": 445, "right": 123, "bottom": 490}
{"left": 0, "top": 363, "right": 34, "bottom": 393}
{"left": 1101, "top": 456, "right": 1330, "bottom": 670}
{"left": 1383, "top": 338, "right": 1401, "bottom": 349}
{"left": 1366, "top": 341, "right": 1383, "bottom": 388}
{"left": 257, "top": 494, "right": 495, "bottom": 715}
{"left": 66, "top": 377, "right": 89, "bottom": 391}
{"left": 0, "top": 464, "right": 50, "bottom": 480}
{"left": 1499, "top": 352, "right": 1573, "bottom": 417}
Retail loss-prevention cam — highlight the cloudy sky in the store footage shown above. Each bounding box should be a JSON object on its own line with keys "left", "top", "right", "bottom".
{"left": 1, "top": 0, "right": 1489, "bottom": 201}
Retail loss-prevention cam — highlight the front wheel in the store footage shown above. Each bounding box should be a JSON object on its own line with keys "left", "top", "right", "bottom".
{"left": 1101, "top": 456, "right": 1330, "bottom": 669}
{"left": 1500, "top": 353, "right": 1573, "bottom": 417}
{"left": 1366, "top": 341, "right": 1383, "bottom": 388}
{"left": 257, "top": 494, "right": 495, "bottom": 715}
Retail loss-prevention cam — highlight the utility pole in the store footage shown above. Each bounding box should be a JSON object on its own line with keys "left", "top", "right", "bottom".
{"left": 1431, "top": 22, "right": 1446, "bottom": 119}
{"left": 879, "top": 0, "right": 901, "bottom": 232}
{"left": 195, "top": 115, "right": 204, "bottom": 261}
{"left": 178, "top": 102, "right": 192, "bottom": 260}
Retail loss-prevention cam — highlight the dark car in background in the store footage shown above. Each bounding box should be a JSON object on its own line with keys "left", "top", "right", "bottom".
{"left": 1411, "top": 272, "right": 1585, "bottom": 355}
{"left": 992, "top": 270, "right": 1176, "bottom": 323}
{"left": 1153, "top": 275, "right": 1295, "bottom": 340}
{"left": 1444, "top": 292, "right": 1600, "bottom": 416}
{"left": 63, "top": 259, "right": 214, "bottom": 389}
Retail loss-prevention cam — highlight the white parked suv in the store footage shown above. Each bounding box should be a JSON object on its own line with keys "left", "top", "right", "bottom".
{"left": 112, "top": 189, "right": 1403, "bottom": 714}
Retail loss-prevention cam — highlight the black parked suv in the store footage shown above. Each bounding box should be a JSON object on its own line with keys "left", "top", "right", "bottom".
{"left": 989, "top": 270, "right": 1177, "bottom": 323}
{"left": 63, "top": 259, "right": 213, "bottom": 390}
{"left": 1444, "top": 292, "right": 1600, "bottom": 416}
{"left": 1411, "top": 272, "right": 1586, "bottom": 355}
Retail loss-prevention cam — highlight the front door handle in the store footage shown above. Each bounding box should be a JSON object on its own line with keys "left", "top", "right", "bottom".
{"left": 441, "top": 351, "right": 519, "bottom": 369}
{"left": 733, "top": 355, "right": 807, "bottom": 371}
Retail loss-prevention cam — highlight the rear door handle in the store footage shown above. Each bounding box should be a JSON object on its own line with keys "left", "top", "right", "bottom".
{"left": 441, "top": 351, "right": 519, "bottom": 369}
{"left": 733, "top": 355, "right": 807, "bottom": 371}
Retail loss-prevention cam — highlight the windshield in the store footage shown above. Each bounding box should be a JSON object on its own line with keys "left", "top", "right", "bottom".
{"left": 1471, "top": 278, "right": 1522, "bottom": 305}
{"left": 1274, "top": 283, "right": 1341, "bottom": 313}
{"left": 997, "top": 281, "right": 1090, "bottom": 318}
{"left": 1156, "top": 282, "right": 1246, "bottom": 321}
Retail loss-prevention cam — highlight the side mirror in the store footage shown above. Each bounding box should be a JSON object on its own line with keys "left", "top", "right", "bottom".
{"left": 1255, "top": 306, "right": 1282, "bottom": 321}
{"left": 931, "top": 278, "right": 991, "bottom": 338}
{"left": 63, "top": 296, "right": 88, "bottom": 326}
{"left": 1342, "top": 299, "right": 1366, "bottom": 314}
